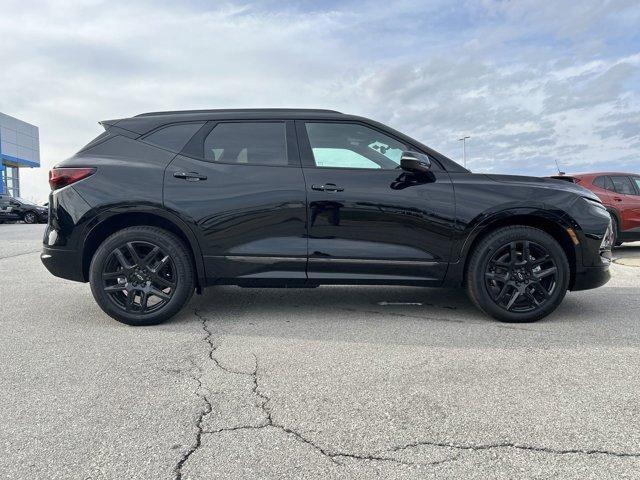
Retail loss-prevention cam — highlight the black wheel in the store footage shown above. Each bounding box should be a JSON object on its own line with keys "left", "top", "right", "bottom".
{"left": 610, "top": 213, "right": 622, "bottom": 247}
{"left": 466, "top": 226, "right": 570, "bottom": 323}
{"left": 89, "top": 226, "right": 195, "bottom": 326}
{"left": 23, "top": 211, "right": 37, "bottom": 224}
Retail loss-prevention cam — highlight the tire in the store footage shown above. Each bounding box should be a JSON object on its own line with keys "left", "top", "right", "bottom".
{"left": 610, "top": 213, "right": 622, "bottom": 247}
{"left": 23, "top": 211, "right": 37, "bottom": 224}
{"left": 89, "top": 226, "right": 195, "bottom": 326}
{"left": 466, "top": 226, "right": 570, "bottom": 323}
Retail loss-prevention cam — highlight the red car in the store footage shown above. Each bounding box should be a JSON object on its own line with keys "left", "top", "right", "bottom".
{"left": 551, "top": 172, "right": 640, "bottom": 245}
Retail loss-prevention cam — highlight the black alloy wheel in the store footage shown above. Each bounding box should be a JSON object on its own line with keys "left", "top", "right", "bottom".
{"left": 101, "top": 241, "right": 176, "bottom": 314}
{"left": 484, "top": 240, "right": 557, "bottom": 313}
{"left": 466, "top": 226, "right": 569, "bottom": 323}
{"left": 89, "top": 226, "right": 195, "bottom": 326}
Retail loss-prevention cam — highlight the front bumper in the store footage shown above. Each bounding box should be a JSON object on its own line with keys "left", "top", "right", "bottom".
{"left": 571, "top": 265, "right": 611, "bottom": 291}
{"left": 41, "top": 245, "right": 85, "bottom": 282}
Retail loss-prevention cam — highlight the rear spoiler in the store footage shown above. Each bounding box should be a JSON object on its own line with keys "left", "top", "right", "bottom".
{"left": 549, "top": 175, "right": 578, "bottom": 183}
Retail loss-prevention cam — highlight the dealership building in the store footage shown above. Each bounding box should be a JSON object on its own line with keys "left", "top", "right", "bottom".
{"left": 0, "top": 112, "right": 40, "bottom": 197}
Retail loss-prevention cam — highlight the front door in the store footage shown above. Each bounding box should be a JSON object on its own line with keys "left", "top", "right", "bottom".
{"left": 296, "top": 120, "right": 456, "bottom": 284}
{"left": 164, "top": 120, "right": 308, "bottom": 284}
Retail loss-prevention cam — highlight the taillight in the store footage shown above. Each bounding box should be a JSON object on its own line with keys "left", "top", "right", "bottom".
{"left": 49, "top": 167, "right": 96, "bottom": 190}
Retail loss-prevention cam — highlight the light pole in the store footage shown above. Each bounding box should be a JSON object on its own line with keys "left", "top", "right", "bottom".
{"left": 458, "top": 136, "right": 470, "bottom": 168}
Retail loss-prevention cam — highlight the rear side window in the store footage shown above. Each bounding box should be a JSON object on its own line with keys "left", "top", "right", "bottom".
{"left": 633, "top": 177, "right": 640, "bottom": 194}
{"left": 610, "top": 176, "right": 635, "bottom": 195}
{"left": 143, "top": 122, "right": 205, "bottom": 153}
{"left": 594, "top": 176, "right": 615, "bottom": 191}
{"left": 203, "top": 122, "right": 287, "bottom": 166}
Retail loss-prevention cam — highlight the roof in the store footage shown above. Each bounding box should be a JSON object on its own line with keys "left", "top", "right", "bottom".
{"left": 135, "top": 108, "right": 342, "bottom": 118}
{"left": 563, "top": 172, "right": 639, "bottom": 177}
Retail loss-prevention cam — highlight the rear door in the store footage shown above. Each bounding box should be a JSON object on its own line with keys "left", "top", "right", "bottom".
{"left": 610, "top": 175, "right": 640, "bottom": 234}
{"left": 296, "top": 120, "right": 455, "bottom": 284}
{"left": 163, "top": 120, "right": 308, "bottom": 284}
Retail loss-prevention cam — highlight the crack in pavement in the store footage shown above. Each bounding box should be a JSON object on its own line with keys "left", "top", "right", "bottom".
{"left": 383, "top": 439, "right": 640, "bottom": 459}
{"left": 176, "top": 308, "right": 637, "bottom": 477}
{"left": 173, "top": 359, "right": 212, "bottom": 480}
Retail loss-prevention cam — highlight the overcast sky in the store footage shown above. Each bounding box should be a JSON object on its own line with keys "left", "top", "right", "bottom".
{"left": 2, "top": 0, "right": 640, "bottom": 202}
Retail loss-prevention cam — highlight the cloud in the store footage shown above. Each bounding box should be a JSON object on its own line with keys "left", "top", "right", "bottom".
{"left": 0, "top": 0, "right": 638, "bottom": 202}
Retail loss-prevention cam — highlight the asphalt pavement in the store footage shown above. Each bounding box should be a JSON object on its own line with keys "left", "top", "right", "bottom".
{"left": 1, "top": 223, "right": 639, "bottom": 479}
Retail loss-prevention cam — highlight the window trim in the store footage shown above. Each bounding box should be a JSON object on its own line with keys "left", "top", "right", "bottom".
{"left": 295, "top": 119, "right": 442, "bottom": 171}
{"left": 180, "top": 120, "right": 300, "bottom": 168}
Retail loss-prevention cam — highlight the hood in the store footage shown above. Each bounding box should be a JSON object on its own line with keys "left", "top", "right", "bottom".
{"left": 484, "top": 174, "right": 600, "bottom": 202}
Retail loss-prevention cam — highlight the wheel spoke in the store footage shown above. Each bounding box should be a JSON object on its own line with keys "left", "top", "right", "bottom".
{"left": 150, "top": 255, "right": 170, "bottom": 273}
{"left": 103, "top": 271, "right": 123, "bottom": 280}
{"left": 485, "top": 271, "right": 508, "bottom": 282}
{"left": 126, "top": 242, "right": 141, "bottom": 266}
{"left": 139, "top": 291, "right": 149, "bottom": 312}
{"left": 509, "top": 242, "right": 518, "bottom": 264}
{"left": 149, "top": 286, "right": 171, "bottom": 301}
{"left": 113, "top": 248, "right": 133, "bottom": 269}
{"left": 534, "top": 267, "right": 557, "bottom": 280}
{"left": 495, "top": 283, "right": 511, "bottom": 303}
{"left": 151, "top": 273, "right": 175, "bottom": 288}
{"left": 531, "top": 255, "right": 550, "bottom": 266}
{"left": 505, "top": 290, "right": 521, "bottom": 310}
{"left": 104, "top": 284, "right": 126, "bottom": 293}
{"left": 140, "top": 246, "right": 160, "bottom": 268}
{"left": 524, "top": 289, "right": 541, "bottom": 307}
{"left": 523, "top": 241, "right": 531, "bottom": 263}
{"left": 125, "top": 291, "right": 135, "bottom": 311}
{"left": 531, "top": 281, "right": 551, "bottom": 299}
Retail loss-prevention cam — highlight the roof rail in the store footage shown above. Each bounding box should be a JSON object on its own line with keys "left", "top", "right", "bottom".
{"left": 135, "top": 108, "right": 342, "bottom": 117}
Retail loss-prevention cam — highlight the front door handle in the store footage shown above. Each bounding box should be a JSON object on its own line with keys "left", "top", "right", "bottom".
{"left": 174, "top": 171, "right": 207, "bottom": 181}
{"left": 613, "top": 197, "right": 623, "bottom": 202}
{"left": 312, "top": 183, "right": 344, "bottom": 192}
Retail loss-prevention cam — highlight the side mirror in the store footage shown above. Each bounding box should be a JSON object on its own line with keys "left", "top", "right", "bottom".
{"left": 400, "top": 151, "right": 431, "bottom": 174}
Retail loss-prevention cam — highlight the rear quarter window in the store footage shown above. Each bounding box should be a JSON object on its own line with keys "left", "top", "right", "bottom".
{"left": 143, "top": 122, "right": 205, "bottom": 153}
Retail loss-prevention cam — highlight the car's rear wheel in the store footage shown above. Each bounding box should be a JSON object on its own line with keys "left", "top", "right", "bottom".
{"left": 89, "top": 226, "right": 195, "bottom": 326}
{"left": 23, "top": 211, "right": 37, "bottom": 224}
{"left": 466, "top": 226, "right": 570, "bottom": 323}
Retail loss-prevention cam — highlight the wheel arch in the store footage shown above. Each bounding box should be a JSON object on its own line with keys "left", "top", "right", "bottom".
{"left": 453, "top": 210, "right": 579, "bottom": 289}
{"left": 81, "top": 208, "right": 205, "bottom": 291}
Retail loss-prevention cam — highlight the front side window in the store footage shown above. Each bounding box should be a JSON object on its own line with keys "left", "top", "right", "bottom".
{"left": 611, "top": 176, "right": 636, "bottom": 195}
{"left": 632, "top": 177, "right": 640, "bottom": 195}
{"left": 203, "top": 122, "right": 287, "bottom": 166}
{"left": 305, "top": 122, "right": 408, "bottom": 169}
{"left": 143, "top": 122, "right": 205, "bottom": 153}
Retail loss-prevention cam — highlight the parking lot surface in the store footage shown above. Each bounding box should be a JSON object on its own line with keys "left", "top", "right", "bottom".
{"left": 1, "top": 223, "right": 640, "bottom": 479}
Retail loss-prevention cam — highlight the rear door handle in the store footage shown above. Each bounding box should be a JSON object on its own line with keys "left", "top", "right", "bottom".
{"left": 614, "top": 197, "right": 623, "bottom": 202}
{"left": 312, "top": 183, "right": 344, "bottom": 192}
{"left": 174, "top": 171, "right": 207, "bottom": 181}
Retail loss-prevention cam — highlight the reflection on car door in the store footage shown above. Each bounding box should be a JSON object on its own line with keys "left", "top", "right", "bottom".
{"left": 296, "top": 120, "right": 456, "bottom": 284}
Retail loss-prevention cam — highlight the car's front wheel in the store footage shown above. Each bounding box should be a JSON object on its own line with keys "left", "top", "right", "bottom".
{"left": 466, "top": 226, "right": 570, "bottom": 323}
{"left": 89, "top": 226, "right": 195, "bottom": 326}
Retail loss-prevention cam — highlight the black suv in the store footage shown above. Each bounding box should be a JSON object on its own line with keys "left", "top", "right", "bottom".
{"left": 0, "top": 194, "right": 48, "bottom": 224}
{"left": 41, "top": 109, "right": 612, "bottom": 326}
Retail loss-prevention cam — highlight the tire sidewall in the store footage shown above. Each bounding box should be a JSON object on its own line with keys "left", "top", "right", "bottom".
{"left": 468, "top": 227, "right": 570, "bottom": 323}
{"left": 89, "top": 227, "right": 194, "bottom": 326}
